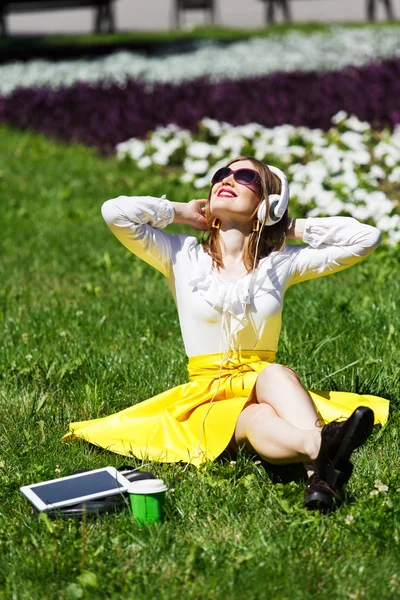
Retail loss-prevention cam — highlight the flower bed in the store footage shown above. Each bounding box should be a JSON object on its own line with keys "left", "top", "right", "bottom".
{"left": 1, "top": 26, "right": 400, "bottom": 96}
{"left": 1, "top": 25, "right": 399, "bottom": 244}
{"left": 2, "top": 57, "right": 400, "bottom": 154}
{"left": 116, "top": 113, "right": 400, "bottom": 245}
{"left": 1, "top": 25, "right": 400, "bottom": 152}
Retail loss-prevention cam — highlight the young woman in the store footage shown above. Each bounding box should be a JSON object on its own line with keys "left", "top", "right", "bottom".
{"left": 65, "top": 157, "right": 389, "bottom": 511}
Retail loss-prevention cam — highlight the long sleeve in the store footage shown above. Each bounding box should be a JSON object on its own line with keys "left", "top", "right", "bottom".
{"left": 288, "top": 216, "right": 382, "bottom": 285}
{"left": 101, "top": 195, "right": 176, "bottom": 278}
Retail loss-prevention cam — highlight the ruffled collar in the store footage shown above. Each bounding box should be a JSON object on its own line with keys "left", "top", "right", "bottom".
{"left": 188, "top": 248, "right": 281, "bottom": 334}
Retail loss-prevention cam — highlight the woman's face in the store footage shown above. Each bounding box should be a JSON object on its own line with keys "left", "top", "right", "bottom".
{"left": 209, "top": 159, "right": 263, "bottom": 226}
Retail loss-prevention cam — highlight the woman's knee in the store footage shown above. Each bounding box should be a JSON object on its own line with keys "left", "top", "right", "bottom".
{"left": 257, "top": 363, "right": 302, "bottom": 389}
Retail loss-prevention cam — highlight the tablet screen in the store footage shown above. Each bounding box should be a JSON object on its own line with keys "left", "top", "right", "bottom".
{"left": 33, "top": 471, "right": 124, "bottom": 506}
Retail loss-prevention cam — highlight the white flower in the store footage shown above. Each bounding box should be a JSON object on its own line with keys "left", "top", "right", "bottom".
{"left": 152, "top": 137, "right": 183, "bottom": 157}
{"left": 137, "top": 156, "right": 152, "bottom": 169}
{"left": 183, "top": 158, "right": 209, "bottom": 175}
{"left": 369, "top": 165, "right": 385, "bottom": 180}
{"left": 187, "top": 141, "right": 212, "bottom": 160}
{"left": 370, "top": 192, "right": 394, "bottom": 217}
{"left": 388, "top": 229, "right": 400, "bottom": 245}
{"left": 152, "top": 151, "right": 170, "bottom": 166}
{"left": 351, "top": 205, "right": 374, "bottom": 221}
{"left": 374, "top": 479, "right": 389, "bottom": 493}
{"left": 374, "top": 141, "right": 399, "bottom": 161}
{"left": 202, "top": 118, "right": 224, "bottom": 137}
{"left": 331, "top": 110, "right": 348, "bottom": 124}
{"left": 388, "top": 166, "right": 400, "bottom": 183}
{"left": 116, "top": 116, "right": 400, "bottom": 246}
{"left": 304, "top": 160, "right": 328, "bottom": 183}
{"left": 377, "top": 214, "right": 400, "bottom": 232}
{"left": 289, "top": 146, "right": 306, "bottom": 158}
{"left": 325, "top": 199, "right": 345, "bottom": 216}
{"left": 345, "top": 515, "right": 355, "bottom": 525}
{"left": 209, "top": 146, "right": 225, "bottom": 160}
{"left": 340, "top": 170, "right": 359, "bottom": 190}
{"left": 344, "top": 115, "right": 370, "bottom": 133}
{"left": 116, "top": 138, "right": 146, "bottom": 160}
{"left": 194, "top": 176, "right": 211, "bottom": 189}
{"left": 341, "top": 131, "right": 365, "bottom": 152}
{"left": 217, "top": 132, "right": 245, "bottom": 154}
{"left": 384, "top": 154, "right": 397, "bottom": 168}
{"left": 181, "top": 172, "right": 195, "bottom": 183}
{"left": 350, "top": 205, "right": 371, "bottom": 221}
{"left": 352, "top": 150, "right": 371, "bottom": 166}
{"left": 25, "top": 354, "right": 33, "bottom": 361}
{"left": 59, "top": 331, "right": 67, "bottom": 337}
{"left": 353, "top": 188, "right": 369, "bottom": 202}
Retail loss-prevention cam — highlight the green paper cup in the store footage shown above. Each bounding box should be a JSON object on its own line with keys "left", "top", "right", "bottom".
{"left": 128, "top": 479, "right": 168, "bottom": 525}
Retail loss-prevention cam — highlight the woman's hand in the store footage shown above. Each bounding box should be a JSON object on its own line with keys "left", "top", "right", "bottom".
{"left": 172, "top": 199, "right": 208, "bottom": 231}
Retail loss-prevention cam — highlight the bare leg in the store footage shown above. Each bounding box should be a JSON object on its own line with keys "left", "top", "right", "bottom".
{"left": 255, "top": 364, "right": 320, "bottom": 429}
{"left": 234, "top": 364, "right": 321, "bottom": 465}
{"left": 235, "top": 403, "right": 321, "bottom": 464}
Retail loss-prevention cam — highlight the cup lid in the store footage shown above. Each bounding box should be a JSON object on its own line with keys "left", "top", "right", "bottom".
{"left": 128, "top": 479, "right": 168, "bottom": 494}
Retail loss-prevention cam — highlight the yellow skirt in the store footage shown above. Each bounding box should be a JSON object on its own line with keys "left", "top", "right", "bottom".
{"left": 63, "top": 351, "right": 390, "bottom": 467}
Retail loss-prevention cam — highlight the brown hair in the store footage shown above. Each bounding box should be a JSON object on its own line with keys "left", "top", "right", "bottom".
{"left": 201, "top": 156, "right": 288, "bottom": 272}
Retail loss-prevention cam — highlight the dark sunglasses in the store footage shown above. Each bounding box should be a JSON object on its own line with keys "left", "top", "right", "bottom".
{"left": 211, "top": 167, "right": 262, "bottom": 189}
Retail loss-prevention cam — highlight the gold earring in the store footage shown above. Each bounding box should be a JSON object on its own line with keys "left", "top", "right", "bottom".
{"left": 212, "top": 218, "right": 221, "bottom": 229}
{"left": 252, "top": 219, "right": 260, "bottom": 232}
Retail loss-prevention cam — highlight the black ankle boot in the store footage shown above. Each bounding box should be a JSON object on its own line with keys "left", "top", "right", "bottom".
{"left": 303, "top": 473, "right": 344, "bottom": 512}
{"left": 315, "top": 406, "right": 374, "bottom": 489}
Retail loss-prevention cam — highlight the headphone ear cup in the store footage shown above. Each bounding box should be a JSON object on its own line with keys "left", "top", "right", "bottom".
{"left": 258, "top": 194, "right": 285, "bottom": 227}
{"left": 257, "top": 199, "right": 267, "bottom": 223}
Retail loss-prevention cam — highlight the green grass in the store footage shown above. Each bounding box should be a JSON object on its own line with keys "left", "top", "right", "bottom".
{"left": 0, "top": 124, "right": 399, "bottom": 599}
{"left": 0, "top": 23, "right": 331, "bottom": 49}
{"left": 2, "top": 20, "right": 400, "bottom": 55}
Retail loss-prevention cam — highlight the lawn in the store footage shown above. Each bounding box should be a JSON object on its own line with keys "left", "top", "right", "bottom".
{"left": 0, "top": 22, "right": 335, "bottom": 62}
{"left": 2, "top": 20, "right": 400, "bottom": 62}
{"left": 0, "top": 124, "right": 399, "bottom": 599}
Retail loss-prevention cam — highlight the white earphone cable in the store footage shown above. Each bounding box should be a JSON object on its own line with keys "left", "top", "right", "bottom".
{"left": 190, "top": 221, "right": 264, "bottom": 466}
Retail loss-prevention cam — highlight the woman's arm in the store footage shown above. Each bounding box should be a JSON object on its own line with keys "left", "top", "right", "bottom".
{"left": 287, "top": 216, "right": 382, "bottom": 285}
{"left": 102, "top": 196, "right": 208, "bottom": 278}
{"left": 102, "top": 195, "right": 178, "bottom": 278}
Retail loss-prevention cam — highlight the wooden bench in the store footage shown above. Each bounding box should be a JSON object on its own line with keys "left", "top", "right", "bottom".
{"left": 0, "top": 0, "right": 117, "bottom": 37}
{"left": 172, "top": 0, "right": 216, "bottom": 29}
{"left": 258, "top": 0, "right": 395, "bottom": 24}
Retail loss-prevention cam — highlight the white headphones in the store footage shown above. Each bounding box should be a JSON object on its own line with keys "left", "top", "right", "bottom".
{"left": 257, "top": 165, "right": 290, "bottom": 226}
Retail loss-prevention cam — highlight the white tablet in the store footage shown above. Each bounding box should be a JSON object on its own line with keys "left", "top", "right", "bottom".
{"left": 20, "top": 466, "right": 131, "bottom": 512}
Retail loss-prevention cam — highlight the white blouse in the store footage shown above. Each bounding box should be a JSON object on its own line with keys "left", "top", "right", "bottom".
{"left": 101, "top": 196, "right": 381, "bottom": 358}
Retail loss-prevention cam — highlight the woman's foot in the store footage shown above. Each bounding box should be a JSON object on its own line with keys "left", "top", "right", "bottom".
{"left": 303, "top": 406, "right": 374, "bottom": 512}
{"left": 303, "top": 473, "right": 344, "bottom": 512}
{"left": 315, "top": 406, "right": 374, "bottom": 489}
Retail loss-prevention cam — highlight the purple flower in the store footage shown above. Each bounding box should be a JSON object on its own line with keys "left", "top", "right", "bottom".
{"left": 1, "top": 58, "right": 400, "bottom": 154}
